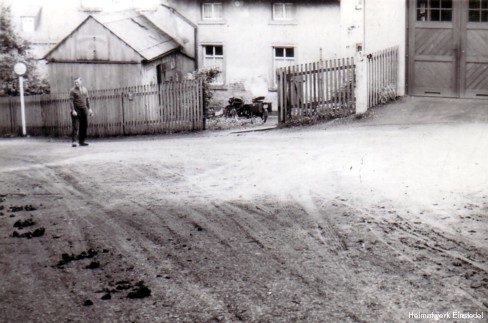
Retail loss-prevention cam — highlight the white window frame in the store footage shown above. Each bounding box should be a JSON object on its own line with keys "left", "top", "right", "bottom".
{"left": 21, "top": 16, "right": 36, "bottom": 32}
{"left": 202, "top": 3, "right": 223, "bottom": 20}
{"left": 80, "top": 0, "right": 102, "bottom": 12}
{"left": 203, "top": 45, "right": 224, "bottom": 85}
{"left": 19, "top": 6, "right": 41, "bottom": 33}
{"left": 273, "top": 46, "right": 295, "bottom": 87}
{"left": 272, "top": 3, "right": 294, "bottom": 21}
{"left": 355, "top": 0, "right": 363, "bottom": 10}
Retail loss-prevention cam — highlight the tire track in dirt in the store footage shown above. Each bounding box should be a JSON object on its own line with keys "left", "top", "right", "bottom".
{"left": 40, "top": 164, "right": 241, "bottom": 321}
{"left": 112, "top": 201, "right": 272, "bottom": 321}
{"left": 369, "top": 221, "right": 488, "bottom": 310}
{"left": 80, "top": 206, "right": 235, "bottom": 321}
{"left": 63, "top": 195, "right": 330, "bottom": 319}
{"left": 212, "top": 201, "right": 364, "bottom": 320}
{"left": 369, "top": 217, "right": 488, "bottom": 308}
{"left": 291, "top": 186, "right": 353, "bottom": 272}
{"left": 282, "top": 179, "right": 488, "bottom": 318}
{"left": 105, "top": 196, "right": 341, "bottom": 321}
{"left": 58, "top": 162, "right": 366, "bottom": 323}
{"left": 313, "top": 188, "right": 488, "bottom": 312}
{"left": 25, "top": 162, "right": 295, "bottom": 321}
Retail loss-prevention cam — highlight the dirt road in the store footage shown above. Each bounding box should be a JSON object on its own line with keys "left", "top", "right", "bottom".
{"left": 0, "top": 104, "right": 487, "bottom": 322}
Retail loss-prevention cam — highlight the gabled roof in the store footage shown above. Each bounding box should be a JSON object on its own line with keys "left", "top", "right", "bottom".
{"left": 44, "top": 9, "right": 181, "bottom": 62}
{"left": 94, "top": 10, "right": 181, "bottom": 61}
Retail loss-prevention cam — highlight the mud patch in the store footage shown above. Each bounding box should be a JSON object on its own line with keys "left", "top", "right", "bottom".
{"left": 93, "top": 280, "right": 153, "bottom": 301}
{"left": 83, "top": 300, "right": 94, "bottom": 306}
{"left": 127, "top": 281, "right": 152, "bottom": 299}
{"left": 85, "top": 261, "right": 100, "bottom": 270}
{"left": 9, "top": 205, "right": 37, "bottom": 212}
{"left": 101, "top": 293, "right": 111, "bottom": 300}
{"left": 13, "top": 218, "right": 36, "bottom": 229}
{"left": 56, "top": 249, "right": 98, "bottom": 268}
{"left": 12, "top": 227, "right": 45, "bottom": 239}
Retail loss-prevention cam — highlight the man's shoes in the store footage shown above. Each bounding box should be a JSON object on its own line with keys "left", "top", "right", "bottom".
{"left": 72, "top": 143, "right": 77, "bottom": 147}
{"left": 79, "top": 142, "right": 89, "bottom": 146}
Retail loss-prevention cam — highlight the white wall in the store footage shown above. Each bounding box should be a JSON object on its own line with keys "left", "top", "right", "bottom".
{"left": 340, "top": 0, "right": 365, "bottom": 56}
{"left": 167, "top": 0, "right": 342, "bottom": 108}
{"left": 365, "top": 0, "right": 406, "bottom": 96}
{"left": 341, "top": 0, "right": 406, "bottom": 96}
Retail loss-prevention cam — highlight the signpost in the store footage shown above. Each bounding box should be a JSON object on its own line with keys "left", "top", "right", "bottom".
{"left": 14, "top": 62, "right": 27, "bottom": 136}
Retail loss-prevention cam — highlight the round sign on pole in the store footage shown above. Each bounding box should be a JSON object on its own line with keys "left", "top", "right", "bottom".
{"left": 14, "top": 62, "right": 28, "bottom": 136}
{"left": 14, "top": 62, "right": 27, "bottom": 76}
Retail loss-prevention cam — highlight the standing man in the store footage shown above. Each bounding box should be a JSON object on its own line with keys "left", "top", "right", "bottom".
{"left": 69, "top": 77, "right": 93, "bottom": 147}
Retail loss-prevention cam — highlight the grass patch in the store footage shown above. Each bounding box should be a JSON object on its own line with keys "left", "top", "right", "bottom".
{"left": 206, "top": 117, "right": 267, "bottom": 131}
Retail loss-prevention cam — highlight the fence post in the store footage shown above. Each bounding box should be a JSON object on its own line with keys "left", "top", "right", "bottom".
{"left": 355, "top": 52, "right": 368, "bottom": 115}
{"left": 277, "top": 69, "right": 283, "bottom": 124}
{"left": 200, "top": 79, "right": 206, "bottom": 131}
{"left": 120, "top": 90, "right": 126, "bottom": 135}
{"left": 9, "top": 97, "right": 15, "bottom": 134}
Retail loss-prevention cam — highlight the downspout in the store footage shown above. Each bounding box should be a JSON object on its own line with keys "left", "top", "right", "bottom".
{"left": 363, "top": 0, "right": 366, "bottom": 52}
{"left": 193, "top": 25, "right": 198, "bottom": 70}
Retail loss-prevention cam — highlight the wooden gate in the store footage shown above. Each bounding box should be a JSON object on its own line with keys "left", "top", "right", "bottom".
{"left": 276, "top": 57, "right": 356, "bottom": 123}
{"left": 366, "top": 46, "right": 399, "bottom": 108}
{"left": 408, "top": 0, "right": 488, "bottom": 98}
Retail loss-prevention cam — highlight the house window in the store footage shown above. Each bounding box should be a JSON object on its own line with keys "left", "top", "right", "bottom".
{"left": 19, "top": 6, "right": 41, "bottom": 32}
{"left": 273, "top": 3, "right": 294, "bottom": 21}
{"left": 355, "top": 0, "right": 364, "bottom": 10}
{"left": 203, "top": 45, "right": 224, "bottom": 84}
{"left": 469, "top": 0, "right": 488, "bottom": 22}
{"left": 80, "top": 0, "right": 102, "bottom": 12}
{"left": 202, "top": 3, "right": 223, "bottom": 20}
{"left": 21, "top": 17, "right": 36, "bottom": 32}
{"left": 416, "top": 0, "right": 453, "bottom": 22}
{"left": 273, "top": 47, "right": 295, "bottom": 86}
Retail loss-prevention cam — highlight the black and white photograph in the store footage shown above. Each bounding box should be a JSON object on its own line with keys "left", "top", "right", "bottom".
{"left": 0, "top": 0, "right": 487, "bottom": 322}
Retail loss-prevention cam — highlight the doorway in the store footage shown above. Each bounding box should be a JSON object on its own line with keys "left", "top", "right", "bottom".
{"left": 408, "top": 0, "right": 488, "bottom": 98}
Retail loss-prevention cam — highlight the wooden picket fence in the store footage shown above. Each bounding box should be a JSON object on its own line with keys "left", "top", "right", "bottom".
{"left": 0, "top": 80, "right": 204, "bottom": 137}
{"left": 366, "top": 46, "right": 399, "bottom": 108}
{"left": 276, "top": 57, "right": 356, "bottom": 123}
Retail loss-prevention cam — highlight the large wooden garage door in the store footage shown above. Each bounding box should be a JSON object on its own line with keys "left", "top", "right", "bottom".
{"left": 463, "top": 0, "right": 488, "bottom": 98}
{"left": 408, "top": 0, "right": 488, "bottom": 98}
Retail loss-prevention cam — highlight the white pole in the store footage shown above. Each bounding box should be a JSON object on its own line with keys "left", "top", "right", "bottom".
{"left": 355, "top": 52, "right": 368, "bottom": 115}
{"left": 19, "top": 76, "right": 26, "bottom": 136}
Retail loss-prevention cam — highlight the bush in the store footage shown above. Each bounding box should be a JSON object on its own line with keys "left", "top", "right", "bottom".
{"left": 190, "top": 68, "right": 221, "bottom": 108}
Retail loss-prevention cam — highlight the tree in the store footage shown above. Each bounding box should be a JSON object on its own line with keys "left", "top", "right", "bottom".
{"left": 0, "top": 3, "right": 50, "bottom": 96}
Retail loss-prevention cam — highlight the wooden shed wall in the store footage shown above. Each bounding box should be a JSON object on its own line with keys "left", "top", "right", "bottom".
{"left": 141, "top": 53, "right": 195, "bottom": 85}
{"left": 178, "top": 55, "right": 196, "bottom": 78}
{"left": 47, "top": 63, "right": 144, "bottom": 93}
{"left": 47, "top": 17, "right": 142, "bottom": 63}
{"left": 141, "top": 58, "right": 163, "bottom": 85}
